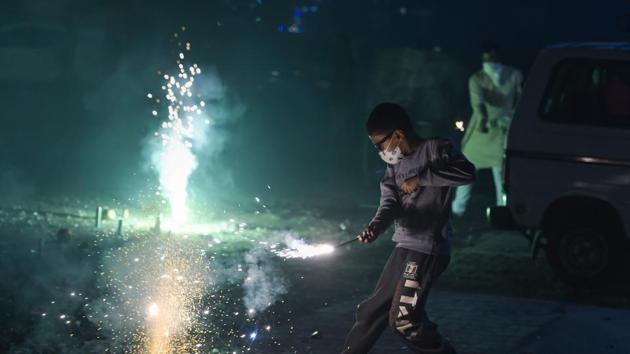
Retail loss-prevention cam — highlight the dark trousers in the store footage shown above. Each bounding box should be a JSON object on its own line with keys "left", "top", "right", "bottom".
{"left": 342, "top": 247, "right": 454, "bottom": 354}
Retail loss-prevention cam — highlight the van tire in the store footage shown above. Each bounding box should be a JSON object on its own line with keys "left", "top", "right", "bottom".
{"left": 545, "top": 225, "right": 620, "bottom": 286}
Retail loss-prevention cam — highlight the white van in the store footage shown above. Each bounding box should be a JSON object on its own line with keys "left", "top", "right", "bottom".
{"left": 489, "top": 42, "right": 630, "bottom": 285}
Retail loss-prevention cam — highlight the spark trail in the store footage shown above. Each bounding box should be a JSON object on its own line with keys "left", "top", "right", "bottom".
{"left": 148, "top": 27, "right": 209, "bottom": 230}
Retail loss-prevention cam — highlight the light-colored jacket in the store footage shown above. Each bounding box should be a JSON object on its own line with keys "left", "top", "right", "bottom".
{"left": 461, "top": 66, "right": 523, "bottom": 168}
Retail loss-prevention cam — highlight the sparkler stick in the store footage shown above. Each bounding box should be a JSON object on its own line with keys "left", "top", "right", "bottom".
{"left": 334, "top": 236, "right": 359, "bottom": 248}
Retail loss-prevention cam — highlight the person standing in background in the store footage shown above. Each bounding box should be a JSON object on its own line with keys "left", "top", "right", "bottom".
{"left": 452, "top": 42, "right": 523, "bottom": 217}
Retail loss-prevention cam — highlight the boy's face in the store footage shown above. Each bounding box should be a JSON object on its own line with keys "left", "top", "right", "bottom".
{"left": 369, "top": 130, "right": 403, "bottom": 152}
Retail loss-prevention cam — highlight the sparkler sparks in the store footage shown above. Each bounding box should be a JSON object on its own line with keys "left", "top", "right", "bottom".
{"left": 272, "top": 241, "right": 335, "bottom": 259}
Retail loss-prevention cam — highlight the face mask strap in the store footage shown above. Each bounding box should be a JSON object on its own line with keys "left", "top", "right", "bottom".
{"left": 379, "top": 133, "right": 403, "bottom": 165}
{"left": 384, "top": 132, "right": 400, "bottom": 152}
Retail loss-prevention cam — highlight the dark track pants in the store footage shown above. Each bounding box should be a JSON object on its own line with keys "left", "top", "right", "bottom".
{"left": 341, "top": 247, "right": 454, "bottom": 354}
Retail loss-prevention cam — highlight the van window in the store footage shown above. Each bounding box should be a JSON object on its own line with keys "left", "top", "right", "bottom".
{"left": 540, "top": 59, "right": 630, "bottom": 129}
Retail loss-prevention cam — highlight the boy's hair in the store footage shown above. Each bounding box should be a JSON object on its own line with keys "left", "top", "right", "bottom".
{"left": 366, "top": 102, "right": 414, "bottom": 135}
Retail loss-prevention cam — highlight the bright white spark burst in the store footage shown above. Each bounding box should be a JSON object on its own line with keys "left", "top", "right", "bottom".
{"left": 151, "top": 44, "right": 207, "bottom": 229}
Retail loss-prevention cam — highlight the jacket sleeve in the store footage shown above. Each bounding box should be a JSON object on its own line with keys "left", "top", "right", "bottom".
{"left": 417, "top": 139, "right": 477, "bottom": 187}
{"left": 368, "top": 166, "right": 400, "bottom": 235}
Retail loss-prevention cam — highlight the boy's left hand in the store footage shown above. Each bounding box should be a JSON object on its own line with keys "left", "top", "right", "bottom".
{"left": 400, "top": 177, "right": 421, "bottom": 194}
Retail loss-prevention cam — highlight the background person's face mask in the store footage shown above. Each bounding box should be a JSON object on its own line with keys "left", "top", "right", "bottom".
{"left": 378, "top": 135, "right": 403, "bottom": 165}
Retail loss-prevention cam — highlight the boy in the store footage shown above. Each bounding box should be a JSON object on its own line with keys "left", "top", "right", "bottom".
{"left": 342, "top": 103, "right": 475, "bottom": 354}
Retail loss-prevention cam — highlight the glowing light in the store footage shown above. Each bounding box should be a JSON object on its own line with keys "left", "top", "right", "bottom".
{"left": 148, "top": 302, "right": 159, "bottom": 317}
{"left": 105, "top": 209, "right": 117, "bottom": 220}
{"left": 249, "top": 331, "right": 258, "bottom": 340}
{"left": 455, "top": 120, "right": 465, "bottom": 132}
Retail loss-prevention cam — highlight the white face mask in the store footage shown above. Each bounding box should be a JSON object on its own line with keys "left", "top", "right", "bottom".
{"left": 378, "top": 136, "right": 403, "bottom": 165}
{"left": 483, "top": 62, "right": 503, "bottom": 85}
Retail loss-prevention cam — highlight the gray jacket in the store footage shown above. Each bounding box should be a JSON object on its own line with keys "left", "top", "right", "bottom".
{"left": 369, "top": 138, "right": 476, "bottom": 255}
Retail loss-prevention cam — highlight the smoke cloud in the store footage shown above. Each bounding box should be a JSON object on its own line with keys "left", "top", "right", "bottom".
{"left": 242, "top": 245, "right": 288, "bottom": 316}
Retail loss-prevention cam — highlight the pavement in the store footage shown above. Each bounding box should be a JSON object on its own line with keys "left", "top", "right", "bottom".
{"left": 283, "top": 288, "right": 630, "bottom": 354}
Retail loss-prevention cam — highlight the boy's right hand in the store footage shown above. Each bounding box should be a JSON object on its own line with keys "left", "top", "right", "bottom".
{"left": 358, "top": 226, "right": 378, "bottom": 243}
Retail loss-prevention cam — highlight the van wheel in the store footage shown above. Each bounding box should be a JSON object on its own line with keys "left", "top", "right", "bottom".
{"left": 546, "top": 226, "right": 618, "bottom": 286}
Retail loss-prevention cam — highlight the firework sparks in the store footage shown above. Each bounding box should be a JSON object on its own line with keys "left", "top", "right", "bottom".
{"left": 149, "top": 31, "right": 208, "bottom": 230}
{"left": 143, "top": 256, "right": 206, "bottom": 354}
{"left": 87, "top": 226, "right": 301, "bottom": 353}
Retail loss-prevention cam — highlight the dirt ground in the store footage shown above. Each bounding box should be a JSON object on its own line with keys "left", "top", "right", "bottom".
{"left": 1, "top": 188, "right": 629, "bottom": 353}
